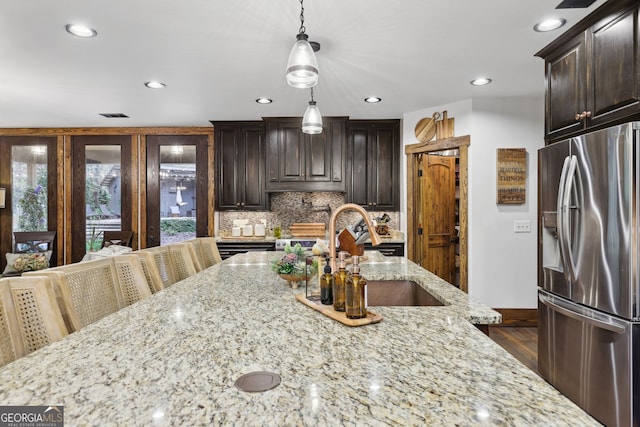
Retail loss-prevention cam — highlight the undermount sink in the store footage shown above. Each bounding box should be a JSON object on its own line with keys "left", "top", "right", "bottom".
{"left": 367, "top": 280, "right": 445, "bottom": 306}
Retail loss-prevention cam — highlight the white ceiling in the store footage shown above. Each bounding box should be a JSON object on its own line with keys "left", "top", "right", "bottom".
{"left": 0, "top": 0, "right": 599, "bottom": 128}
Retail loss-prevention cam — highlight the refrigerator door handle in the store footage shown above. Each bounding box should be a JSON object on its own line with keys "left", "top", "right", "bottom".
{"left": 539, "top": 292, "right": 626, "bottom": 334}
{"left": 555, "top": 156, "right": 570, "bottom": 256}
{"left": 559, "top": 155, "right": 578, "bottom": 283}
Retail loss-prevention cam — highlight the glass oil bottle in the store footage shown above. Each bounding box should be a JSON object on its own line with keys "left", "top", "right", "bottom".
{"left": 333, "top": 251, "right": 349, "bottom": 312}
{"left": 320, "top": 257, "right": 333, "bottom": 305}
{"left": 346, "top": 255, "right": 367, "bottom": 319}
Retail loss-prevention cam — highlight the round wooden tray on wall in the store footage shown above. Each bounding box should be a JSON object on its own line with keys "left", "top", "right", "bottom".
{"left": 414, "top": 112, "right": 440, "bottom": 143}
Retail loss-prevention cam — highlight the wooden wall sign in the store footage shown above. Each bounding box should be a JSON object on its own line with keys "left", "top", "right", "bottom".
{"left": 496, "top": 148, "right": 526, "bottom": 204}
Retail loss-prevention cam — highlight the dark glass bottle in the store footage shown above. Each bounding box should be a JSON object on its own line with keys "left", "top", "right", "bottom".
{"left": 333, "top": 251, "right": 349, "bottom": 312}
{"left": 345, "top": 255, "right": 367, "bottom": 319}
{"left": 320, "top": 261, "right": 333, "bottom": 305}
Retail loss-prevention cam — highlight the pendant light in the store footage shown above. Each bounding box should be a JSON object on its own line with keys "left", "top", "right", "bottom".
{"left": 302, "top": 87, "right": 323, "bottom": 134}
{"left": 286, "top": 0, "right": 319, "bottom": 89}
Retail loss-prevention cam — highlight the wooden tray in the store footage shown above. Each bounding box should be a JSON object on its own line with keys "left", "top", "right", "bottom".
{"left": 295, "top": 294, "right": 383, "bottom": 327}
{"left": 289, "top": 223, "right": 326, "bottom": 237}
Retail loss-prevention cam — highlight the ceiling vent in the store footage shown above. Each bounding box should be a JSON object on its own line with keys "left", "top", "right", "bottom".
{"left": 99, "top": 113, "right": 129, "bottom": 118}
{"left": 556, "top": 0, "right": 596, "bottom": 8}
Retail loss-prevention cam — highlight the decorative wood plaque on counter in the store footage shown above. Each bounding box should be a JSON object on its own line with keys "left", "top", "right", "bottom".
{"left": 496, "top": 148, "right": 526, "bottom": 204}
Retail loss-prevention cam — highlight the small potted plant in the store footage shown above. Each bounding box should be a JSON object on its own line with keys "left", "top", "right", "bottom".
{"left": 271, "top": 243, "right": 318, "bottom": 288}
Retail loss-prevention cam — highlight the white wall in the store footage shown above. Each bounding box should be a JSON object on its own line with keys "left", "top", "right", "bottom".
{"left": 402, "top": 97, "right": 544, "bottom": 308}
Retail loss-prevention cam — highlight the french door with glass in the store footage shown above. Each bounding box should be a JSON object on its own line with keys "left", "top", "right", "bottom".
{"left": 70, "top": 135, "right": 134, "bottom": 263}
{"left": 0, "top": 136, "right": 59, "bottom": 269}
{"left": 145, "top": 134, "right": 210, "bottom": 247}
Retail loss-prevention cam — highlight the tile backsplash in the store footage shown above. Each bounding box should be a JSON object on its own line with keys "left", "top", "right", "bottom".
{"left": 216, "top": 192, "right": 399, "bottom": 236}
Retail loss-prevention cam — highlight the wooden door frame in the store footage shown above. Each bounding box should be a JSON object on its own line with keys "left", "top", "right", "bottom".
{"left": 0, "top": 136, "right": 62, "bottom": 269}
{"left": 405, "top": 135, "right": 470, "bottom": 292}
{"left": 69, "top": 135, "right": 133, "bottom": 263}
{"left": 145, "top": 135, "right": 210, "bottom": 248}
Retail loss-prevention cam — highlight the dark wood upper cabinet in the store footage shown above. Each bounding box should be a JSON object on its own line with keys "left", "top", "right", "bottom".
{"left": 213, "top": 121, "right": 265, "bottom": 210}
{"left": 544, "top": 33, "right": 587, "bottom": 140}
{"left": 346, "top": 120, "right": 400, "bottom": 211}
{"left": 537, "top": 0, "right": 640, "bottom": 142}
{"left": 264, "top": 117, "right": 347, "bottom": 192}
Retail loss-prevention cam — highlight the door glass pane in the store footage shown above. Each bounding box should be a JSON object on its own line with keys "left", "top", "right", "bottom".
{"left": 86, "top": 146, "right": 121, "bottom": 251}
{"left": 12, "top": 145, "right": 48, "bottom": 232}
{"left": 160, "top": 145, "right": 196, "bottom": 245}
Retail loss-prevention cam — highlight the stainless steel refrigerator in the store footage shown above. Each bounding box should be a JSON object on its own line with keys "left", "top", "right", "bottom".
{"left": 538, "top": 122, "right": 640, "bottom": 427}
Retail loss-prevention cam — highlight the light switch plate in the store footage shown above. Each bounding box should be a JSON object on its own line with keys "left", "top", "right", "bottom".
{"left": 514, "top": 220, "right": 531, "bottom": 233}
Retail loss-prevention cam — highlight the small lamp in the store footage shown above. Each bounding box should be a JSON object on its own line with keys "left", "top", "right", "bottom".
{"left": 302, "top": 87, "right": 323, "bottom": 134}
{"left": 0, "top": 188, "right": 6, "bottom": 209}
{"left": 285, "top": 0, "right": 319, "bottom": 89}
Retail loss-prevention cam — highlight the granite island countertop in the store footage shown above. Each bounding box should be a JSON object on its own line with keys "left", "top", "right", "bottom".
{"left": 0, "top": 251, "right": 598, "bottom": 426}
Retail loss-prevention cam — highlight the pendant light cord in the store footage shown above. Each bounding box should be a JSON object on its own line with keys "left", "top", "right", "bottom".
{"left": 310, "top": 87, "right": 315, "bottom": 103}
{"left": 298, "top": 0, "right": 306, "bottom": 34}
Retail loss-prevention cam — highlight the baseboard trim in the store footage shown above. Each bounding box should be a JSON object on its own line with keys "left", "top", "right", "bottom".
{"left": 494, "top": 308, "right": 537, "bottom": 327}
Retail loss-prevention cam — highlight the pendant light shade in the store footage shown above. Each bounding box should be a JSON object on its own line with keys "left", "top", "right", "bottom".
{"left": 302, "top": 88, "right": 322, "bottom": 134}
{"left": 286, "top": 33, "right": 319, "bottom": 88}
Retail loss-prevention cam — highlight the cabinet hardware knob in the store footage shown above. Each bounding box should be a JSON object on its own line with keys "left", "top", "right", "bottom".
{"left": 236, "top": 202, "right": 241, "bottom": 207}
{"left": 576, "top": 111, "right": 592, "bottom": 120}
{"left": 373, "top": 202, "right": 377, "bottom": 206}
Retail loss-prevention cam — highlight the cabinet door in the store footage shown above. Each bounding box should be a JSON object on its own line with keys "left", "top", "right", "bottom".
{"left": 266, "top": 119, "right": 305, "bottom": 185}
{"left": 216, "top": 126, "right": 242, "bottom": 210}
{"left": 214, "top": 122, "right": 264, "bottom": 210}
{"left": 265, "top": 117, "right": 346, "bottom": 191}
{"left": 588, "top": 5, "right": 640, "bottom": 127}
{"left": 545, "top": 33, "right": 587, "bottom": 141}
{"left": 346, "top": 120, "right": 399, "bottom": 211}
{"left": 242, "top": 126, "right": 265, "bottom": 209}
{"left": 305, "top": 132, "right": 330, "bottom": 181}
{"left": 347, "top": 126, "right": 370, "bottom": 206}
{"left": 370, "top": 123, "right": 399, "bottom": 210}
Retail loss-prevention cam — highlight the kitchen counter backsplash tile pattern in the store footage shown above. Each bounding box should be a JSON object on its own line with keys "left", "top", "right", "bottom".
{"left": 218, "top": 192, "right": 399, "bottom": 236}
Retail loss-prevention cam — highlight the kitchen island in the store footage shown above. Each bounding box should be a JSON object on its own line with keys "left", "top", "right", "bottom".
{"left": 0, "top": 251, "right": 597, "bottom": 425}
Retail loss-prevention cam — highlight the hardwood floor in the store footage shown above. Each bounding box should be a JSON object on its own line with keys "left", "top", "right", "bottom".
{"left": 488, "top": 326, "right": 539, "bottom": 375}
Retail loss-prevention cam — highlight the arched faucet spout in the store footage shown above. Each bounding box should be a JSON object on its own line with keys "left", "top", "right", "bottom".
{"left": 328, "top": 203, "right": 381, "bottom": 272}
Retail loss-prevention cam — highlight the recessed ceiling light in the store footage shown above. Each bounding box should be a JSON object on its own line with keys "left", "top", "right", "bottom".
{"left": 256, "top": 98, "right": 273, "bottom": 104}
{"left": 65, "top": 24, "right": 97, "bottom": 38}
{"left": 99, "top": 113, "right": 129, "bottom": 118}
{"left": 145, "top": 81, "right": 166, "bottom": 89}
{"left": 364, "top": 97, "right": 382, "bottom": 103}
{"left": 533, "top": 18, "right": 567, "bottom": 32}
{"left": 470, "top": 77, "right": 492, "bottom": 86}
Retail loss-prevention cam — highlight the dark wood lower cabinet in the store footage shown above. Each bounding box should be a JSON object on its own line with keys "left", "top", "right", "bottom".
{"left": 365, "top": 242, "right": 404, "bottom": 257}
{"left": 217, "top": 241, "right": 276, "bottom": 260}
{"left": 216, "top": 241, "right": 404, "bottom": 260}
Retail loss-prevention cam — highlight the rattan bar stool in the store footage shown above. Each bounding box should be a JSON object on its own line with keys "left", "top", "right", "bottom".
{"left": 125, "top": 251, "right": 165, "bottom": 294}
{"left": 111, "top": 256, "right": 153, "bottom": 306}
{"left": 183, "top": 239, "right": 204, "bottom": 272}
{"left": 197, "top": 237, "right": 223, "bottom": 267}
{"left": 25, "top": 258, "right": 122, "bottom": 332}
{"left": 138, "top": 246, "right": 179, "bottom": 288}
{"left": 0, "top": 276, "right": 68, "bottom": 367}
{"left": 167, "top": 243, "right": 198, "bottom": 282}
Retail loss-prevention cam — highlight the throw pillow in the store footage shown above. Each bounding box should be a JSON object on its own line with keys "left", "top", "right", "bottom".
{"left": 3, "top": 251, "right": 52, "bottom": 274}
